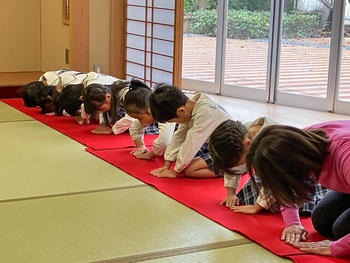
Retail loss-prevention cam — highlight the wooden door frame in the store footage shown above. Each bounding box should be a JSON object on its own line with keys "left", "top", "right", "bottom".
{"left": 173, "top": 0, "right": 184, "bottom": 88}
{"left": 110, "top": 0, "right": 126, "bottom": 78}
{"left": 70, "top": 0, "right": 89, "bottom": 72}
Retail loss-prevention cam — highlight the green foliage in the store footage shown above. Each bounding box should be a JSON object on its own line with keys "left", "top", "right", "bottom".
{"left": 228, "top": 0, "right": 271, "bottom": 11}
{"left": 226, "top": 10, "right": 270, "bottom": 39}
{"left": 190, "top": 9, "right": 218, "bottom": 37}
{"left": 184, "top": 0, "right": 217, "bottom": 14}
{"left": 185, "top": 0, "right": 272, "bottom": 12}
{"left": 184, "top": 0, "right": 195, "bottom": 14}
{"left": 190, "top": 9, "right": 321, "bottom": 39}
{"left": 283, "top": 11, "right": 321, "bottom": 38}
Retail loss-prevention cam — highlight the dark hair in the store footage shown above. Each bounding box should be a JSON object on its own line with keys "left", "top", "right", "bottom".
{"left": 124, "top": 79, "right": 151, "bottom": 114}
{"left": 82, "top": 80, "right": 129, "bottom": 125}
{"left": 246, "top": 125, "right": 331, "bottom": 207}
{"left": 209, "top": 120, "right": 248, "bottom": 174}
{"left": 37, "top": 85, "right": 59, "bottom": 114}
{"left": 57, "top": 84, "right": 84, "bottom": 116}
{"left": 22, "top": 81, "right": 45, "bottom": 107}
{"left": 149, "top": 84, "right": 188, "bottom": 122}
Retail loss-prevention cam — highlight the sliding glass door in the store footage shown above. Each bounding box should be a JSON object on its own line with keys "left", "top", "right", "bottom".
{"left": 221, "top": 0, "right": 272, "bottom": 101}
{"left": 182, "top": 0, "right": 220, "bottom": 93}
{"left": 275, "top": 0, "right": 332, "bottom": 111}
{"left": 182, "top": 0, "right": 350, "bottom": 115}
{"left": 336, "top": 0, "right": 350, "bottom": 114}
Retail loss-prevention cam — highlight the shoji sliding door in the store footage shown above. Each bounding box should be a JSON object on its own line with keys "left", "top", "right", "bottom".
{"left": 126, "top": 0, "right": 176, "bottom": 87}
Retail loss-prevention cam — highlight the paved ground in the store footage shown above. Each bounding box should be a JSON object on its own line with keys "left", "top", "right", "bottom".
{"left": 182, "top": 36, "right": 350, "bottom": 101}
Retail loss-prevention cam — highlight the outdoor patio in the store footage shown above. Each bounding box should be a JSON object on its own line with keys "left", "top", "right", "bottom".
{"left": 182, "top": 35, "right": 350, "bottom": 101}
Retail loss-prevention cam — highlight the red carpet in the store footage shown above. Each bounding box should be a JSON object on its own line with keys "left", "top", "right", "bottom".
{"left": 1, "top": 98, "right": 157, "bottom": 150}
{"left": 87, "top": 147, "right": 350, "bottom": 262}
{"left": 3, "top": 98, "right": 349, "bottom": 262}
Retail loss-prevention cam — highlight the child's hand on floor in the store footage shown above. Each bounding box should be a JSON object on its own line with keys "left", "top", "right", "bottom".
{"left": 151, "top": 166, "right": 177, "bottom": 178}
{"left": 91, "top": 125, "right": 113, "bottom": 134}
{"left": 220, "top": 195, "right": 240, "bottom": 208}
{"left": 281, "top": 223, "right": 308, "bottom": 244}
{"left": 75, "top": 116, "right": 89, "bottom": 125}
{"left": 131, "top": 145, "right": 149, "bottom": 155}
{"left": 293, "top": 240, "right": 332, "bottom": 256}
{"left": 134, "top": 151, "right": 156, "bottom": 160}
{"left": 231, "top": 204, "right": 264, "bottom": 214}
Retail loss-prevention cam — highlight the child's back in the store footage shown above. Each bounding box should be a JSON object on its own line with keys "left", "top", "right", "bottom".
{"left": 149, "top": 85, "right": 231, "bottom": 178}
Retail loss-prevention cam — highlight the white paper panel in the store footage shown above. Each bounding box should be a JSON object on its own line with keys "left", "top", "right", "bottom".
{"left": 152, "top": 69, "right": 173, "bottom": 84}
{"left": 146, "top": 53, "right": 151, "bottom": 66}
{"left": 153, "top": 24, "right": 174, "bottom": 40}
{"left": 126, "top": 75, "right": 133, "bottom": 81}
{"left": 128, "top": 6, "right": 145, "bottom": 20}
{"left": 146, "top": 37, "right": 152, "bottom": 51}
{"left": 127, "top": 62, "right": 144, "bottom": 79}
{"left": 154, "top": 0, "right": 175, "bottom": 9}
{"left": 127, "top": 20, "right": 145, "bottom": 35}
{"left": 153, "top": 39, "right": 173, "bottom": 56}
{"left": 147, "top": 0, "right": 152, "bottom": 6}
{"left": 147, "top": 23, "right": 152, "bottom": 37}
{"left": 146, "top": 81, "right": 151, "bottom": 87}
{"left": 127, "top": 48, "right": 145, "bottom": 64}
{"left": 147, "top": 8, "right": 152, "bottom": 22}
{"left": 128, "top": 0, "right": 146, "bottom": 6}
{"left": 153, "top": 54, "right": 173, "bottom": 72}
{"left": 127, "top": 34, "right": 145, "bottom": 50}
{"left": 153, "top": 9, "right": 174, "bottom": 25}
{"left": 146, "top": 67, "right": 151, "bottom": 80}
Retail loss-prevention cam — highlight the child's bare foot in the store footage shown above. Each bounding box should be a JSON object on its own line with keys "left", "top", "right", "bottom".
{"left": 91, "top": 125, "right": 113, "bottom": 134}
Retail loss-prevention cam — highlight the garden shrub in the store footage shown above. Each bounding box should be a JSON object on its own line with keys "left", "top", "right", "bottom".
{"left": 190, "top": 9, "right": 321, "bottom": 39}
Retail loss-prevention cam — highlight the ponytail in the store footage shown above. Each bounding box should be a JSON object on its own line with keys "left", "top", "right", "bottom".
{"left": 124, "top": 79, "right": 151, "bottom": 114}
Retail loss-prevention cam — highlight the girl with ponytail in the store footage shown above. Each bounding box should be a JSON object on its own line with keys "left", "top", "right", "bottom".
{"left": 123, "top": 80, "right": 176, "bottom": 159}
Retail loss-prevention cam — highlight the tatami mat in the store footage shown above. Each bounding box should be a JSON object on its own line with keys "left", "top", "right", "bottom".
{"left": 142, "top": 243, "right": 291, "bottom": 263}
{"left": 0, "top": 121, "right": 144, "bottom": 202}
{"left": 0, "top": 101, "right": 33, "bottom": 122}
{"left": 0, "top": 187, "right": 247, "bottom": 263}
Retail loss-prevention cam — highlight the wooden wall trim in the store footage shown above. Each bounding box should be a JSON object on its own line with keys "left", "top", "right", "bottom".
{"left": 173, "top": 0, "right": 184, "bottom": 88}
{"left": 70, "top": 0, "right": 89, "bottom": 72}
{"left": 110, "top": 0, "right": 126, "bottom": 79}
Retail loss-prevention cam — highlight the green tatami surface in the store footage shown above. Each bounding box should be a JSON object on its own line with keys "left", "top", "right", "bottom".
{"left": 0, "top": 187, "right": 247, "bottom": 263}
{"left": 0, "top": 101, "right": 33, "bottom": 122}
{"left": 0, "top": 103, "right": 289, "bottom": 263}
{"left": 0, "top": 121, "right": 143, "bottom": 201}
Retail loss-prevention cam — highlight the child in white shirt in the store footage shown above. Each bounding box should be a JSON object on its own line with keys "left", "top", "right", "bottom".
{"left": 149, "top": 84, "right": 231, "bottom": 178}
{"left": 123, "top": 80, "right": 176, "bottom": 159}
{"left": 81, "top": 78, "right": 140, "bottom": 135}
{"left": 23, "top": 69, "right": 82, "bottom": 109}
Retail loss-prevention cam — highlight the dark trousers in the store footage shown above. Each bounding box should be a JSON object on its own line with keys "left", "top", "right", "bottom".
{"left": 312, "top": 190, "right": 350, "bottom": 239}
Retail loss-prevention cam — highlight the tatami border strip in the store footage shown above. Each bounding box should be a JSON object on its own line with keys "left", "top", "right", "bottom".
{"left": 92, "top": 239, "right": 252, "bottom": 263}
{"left": 0, "top": 184, "right": 147, "bottom": 204}
{"left": 0, "top": 119, "right": 35, "bottom": 123}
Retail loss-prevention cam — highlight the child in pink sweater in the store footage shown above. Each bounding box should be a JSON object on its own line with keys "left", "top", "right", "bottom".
{"left": 246, "top": 120, "right": 350, "bottom": 257}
